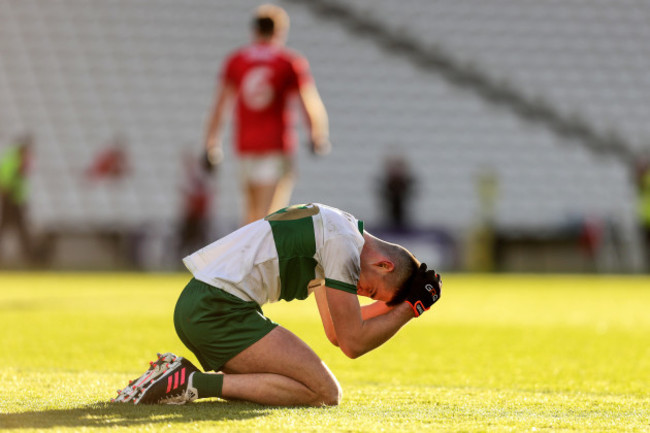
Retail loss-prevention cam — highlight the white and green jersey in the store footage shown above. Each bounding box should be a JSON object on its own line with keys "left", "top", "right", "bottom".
{"left": 183, "top": 203, "right": 364, "bottom": 305}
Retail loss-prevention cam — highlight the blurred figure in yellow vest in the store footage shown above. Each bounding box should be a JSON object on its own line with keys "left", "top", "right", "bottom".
{"left": 0, "top": 134, "right": 34, "bottom": 265}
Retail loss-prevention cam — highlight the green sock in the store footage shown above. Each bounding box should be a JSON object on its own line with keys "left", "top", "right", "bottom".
{"left": 191, "top": 372, "right": 224, "bottom": 398}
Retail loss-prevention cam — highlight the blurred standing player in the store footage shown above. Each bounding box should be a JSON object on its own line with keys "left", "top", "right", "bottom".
{"left": 0, "top": 135, "right": 34, "bottom": 265}
{"left": 203, "top": 4, "right": 331, "bottom": 225}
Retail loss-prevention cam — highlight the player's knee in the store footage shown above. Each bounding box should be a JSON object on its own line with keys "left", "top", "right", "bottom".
{"left": 314, "top": 376, "right": 342, "bottom": 406}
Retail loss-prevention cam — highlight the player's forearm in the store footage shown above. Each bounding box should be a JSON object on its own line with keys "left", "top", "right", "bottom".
{"left": 204, "top": 82, "right": 234, "bottom": 151}
{"left": 360, "top": 300, "right": 393, "bottom": 320}
{"left": 314, "top": 286, "right": 339, "bottom": 346}
{"left": 300, "top": 85, "right": 329, "bottom": 141}
{"left": 204, "top": 112, "right": 224, "bottom": 151}
{"left": 309, "top": 107, "right": 328, "bottom": 141}
{"left": 340, "top": 303, "right": 414, "bottom": 359}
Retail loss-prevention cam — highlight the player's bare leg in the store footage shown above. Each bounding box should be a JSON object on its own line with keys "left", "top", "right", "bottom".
{"left": 268, "top": 173, "right": 294, "bottom": 215}
{"left": 244, "top": 182, "right": 277, "bottom": 224}
{"left": 220, "top": 326, "right": 341, "bottom": 406}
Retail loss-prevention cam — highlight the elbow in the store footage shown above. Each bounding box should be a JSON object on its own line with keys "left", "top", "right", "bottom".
{"left": 327, "top": 334, "right": 339, "bottom": 347}
{"left": 338, "top": 341, "right": 366, "bottom": 359}
{"left": 323, "top": 328, "right": 339, "bottom": 347}
{"left": 342, "top": 350, "right": 361, "bottom": 360}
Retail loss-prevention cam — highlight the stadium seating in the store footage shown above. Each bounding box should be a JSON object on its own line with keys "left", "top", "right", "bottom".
{"left": 0, "top": 0, "right": 646, "bottom": 270}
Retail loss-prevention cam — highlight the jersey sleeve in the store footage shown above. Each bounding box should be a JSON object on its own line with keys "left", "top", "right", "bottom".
{"left": 221, "top": 52, "right": 240, "bottom": 84}
{"left": 290, "top": 55, "right": 313, "bottom": 89}
{"left": 319, "top": 236, "right": 361, "bottom": 295}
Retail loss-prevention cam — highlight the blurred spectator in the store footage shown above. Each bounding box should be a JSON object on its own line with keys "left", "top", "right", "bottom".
{"left": 0, "top": 134, "right": 34, "bottom": 265}
{"left": 85, "top": 135, "right": 130, "bottom": 180}
{"left": 579, "top": 216, "right": 605, "bottom": 272}
{"left": 468, "top": 166, "right": 499, "bottom": 272}
{"left": 203, "top": 4, "right": 330, "bottom": 225}
{"left": 177, "top": 151, "right": 212, "bottom": 258}
{"left": 636, "top": 156, "right": 650, "bottom": 271}
{"left": 378, "top": 154, "right": 415, "bottom": 229}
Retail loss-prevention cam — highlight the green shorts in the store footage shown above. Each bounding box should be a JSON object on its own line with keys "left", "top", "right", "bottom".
{"left": 173, "top": 278, "right": 278, "bottom": 372}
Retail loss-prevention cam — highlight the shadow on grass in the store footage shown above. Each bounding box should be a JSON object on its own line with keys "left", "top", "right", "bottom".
{"left": 0, "top": 400, "right": 273, "bottom": 429}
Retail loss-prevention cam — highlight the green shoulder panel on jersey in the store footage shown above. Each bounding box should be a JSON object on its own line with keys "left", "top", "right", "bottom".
{"left": 268, "top": 208, "right": 318, "bottom": 302}
{"left": 265, "top": 203, "right": 319, "bottom": 221}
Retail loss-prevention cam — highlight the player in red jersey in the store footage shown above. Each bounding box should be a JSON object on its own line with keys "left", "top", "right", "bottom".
{"left": 203, "top": 4, "right": 331, "bottom": 225}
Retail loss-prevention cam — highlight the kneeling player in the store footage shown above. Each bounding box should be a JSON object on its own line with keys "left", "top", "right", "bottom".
{"left": 113, "top": 203, "right": 442, "bottom": 406}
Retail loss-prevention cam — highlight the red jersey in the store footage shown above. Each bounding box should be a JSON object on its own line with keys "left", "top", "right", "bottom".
{"left": 222, "top": 42, "right": 313, "bottom": 155}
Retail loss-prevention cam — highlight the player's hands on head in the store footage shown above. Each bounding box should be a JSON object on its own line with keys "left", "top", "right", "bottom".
{"left": 405, "top": 263, "right": 442, "bottom": 317}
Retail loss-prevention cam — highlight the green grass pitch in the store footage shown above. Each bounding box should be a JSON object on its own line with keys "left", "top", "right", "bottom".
{"left": 1, "top": 272, "right": 649, "bottom": 432}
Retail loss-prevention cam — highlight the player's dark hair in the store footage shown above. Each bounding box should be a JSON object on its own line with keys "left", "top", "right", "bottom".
{"left": 254, "top": 16, "right": 275, "bottom": 37}
{"left": 252, "top": 4, "right": 289, "bottom": 39}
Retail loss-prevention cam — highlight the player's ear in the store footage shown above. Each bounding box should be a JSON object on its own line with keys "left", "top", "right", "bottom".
{"left": 375, "top": 260, "right": 395, "bottom": 273}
